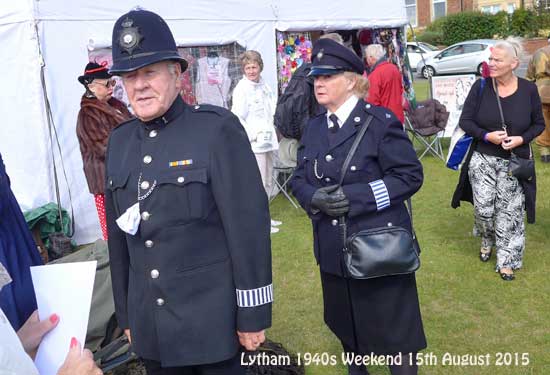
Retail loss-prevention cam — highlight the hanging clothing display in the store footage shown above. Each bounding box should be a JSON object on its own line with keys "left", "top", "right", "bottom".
{"left": 195, "top": 55, "right": 232, "bottom": 108}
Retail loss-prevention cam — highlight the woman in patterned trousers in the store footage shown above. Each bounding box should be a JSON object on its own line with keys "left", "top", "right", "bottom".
{"left": 454, "top": 38, "right": 545, "bottom": 281}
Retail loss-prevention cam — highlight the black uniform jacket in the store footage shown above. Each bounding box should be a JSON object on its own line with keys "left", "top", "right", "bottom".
{"left": 290, "top": 99, "right": 423, "bottom": 276}
{"left": 105, "top": 97, "right": 272, "bottom": 366}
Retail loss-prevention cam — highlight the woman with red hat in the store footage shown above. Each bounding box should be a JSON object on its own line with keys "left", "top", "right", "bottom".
{"left": 76, "top": 62, "right": 132, "bottom": 240}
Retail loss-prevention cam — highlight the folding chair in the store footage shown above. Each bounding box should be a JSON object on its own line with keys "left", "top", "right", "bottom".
{"left": 269, "top": 138, "right": 299, "bottom": 208}
{"left": 404, "top": 99, "right": 449, "bottom": 161}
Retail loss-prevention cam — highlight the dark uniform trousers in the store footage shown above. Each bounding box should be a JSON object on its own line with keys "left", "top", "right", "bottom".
{"left": 290, "top": 99, "right": 427, "bottom": 356}
{"left": 105, "top": 97, "right": 272, "bottom": 367}
{"left": 142, "top": 353, "right": 244, "bottom": 375}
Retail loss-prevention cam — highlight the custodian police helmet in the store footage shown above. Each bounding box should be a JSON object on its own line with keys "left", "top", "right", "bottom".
{"left": 110, "top": 9, "right": 188, "bottom": 74}
{"left": 308, "top": 38, "right": 365, "bottom": 77}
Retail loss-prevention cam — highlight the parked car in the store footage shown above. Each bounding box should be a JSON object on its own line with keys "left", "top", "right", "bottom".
{"left": 406, "top": 42, "right": 440, "bottom": 71}
{"left": 416, "top": 39, "right": 496, "bottom": 79}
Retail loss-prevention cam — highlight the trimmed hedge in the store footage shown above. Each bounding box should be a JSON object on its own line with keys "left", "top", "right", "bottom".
{"left": 442, "top": 12, "right": 500, "bottom": 45}
{"left": 414, "top": 9, "right": 550, "bottom": 46}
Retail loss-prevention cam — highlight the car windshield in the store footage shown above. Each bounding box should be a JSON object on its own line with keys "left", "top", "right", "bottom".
{"left": 419, "top": 42, "right": 439, "bottom": 51}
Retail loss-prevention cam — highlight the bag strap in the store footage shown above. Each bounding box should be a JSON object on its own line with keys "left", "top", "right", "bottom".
{"left": 493, "top": 78, "right": 507, "bottom": 130}
{"left": 338, "top": 115, "right": 373, "bottom": 185}
{"left": 494, "top": 78, "right": 533, "bottom": 159}
{"left": 338, "top": 115, "right": 372, "bottom": 251}
{"left": 337, "top": 115, "right": 417, "bottom": 251}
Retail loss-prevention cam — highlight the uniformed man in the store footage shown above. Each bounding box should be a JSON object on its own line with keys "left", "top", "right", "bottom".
{"left": 104, "top": 10, "right": 272, "bottom": 374}
{"left": 290, "top": 38, "right": 426, "bottom": 375}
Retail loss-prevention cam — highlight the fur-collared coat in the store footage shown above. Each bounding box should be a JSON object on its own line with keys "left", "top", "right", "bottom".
{"left": 76, "top": 96, "right": 131, "bottom": 194}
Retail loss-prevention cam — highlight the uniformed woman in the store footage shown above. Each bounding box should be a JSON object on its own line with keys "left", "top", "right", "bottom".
{"left": 290, "top": 38, "right": 426, "bottom": 375}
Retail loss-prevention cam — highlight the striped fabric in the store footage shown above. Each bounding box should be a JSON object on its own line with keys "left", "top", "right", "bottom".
{"left": 236, "top": 284, "right": 273, "bottom": 308}
{"left": 369, "top": 179, "right": 390, "bottom": 211}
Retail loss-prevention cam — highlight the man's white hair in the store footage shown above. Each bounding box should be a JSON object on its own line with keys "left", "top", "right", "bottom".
{"left": 365, "top": 44, "right": 385, "bottom": 60}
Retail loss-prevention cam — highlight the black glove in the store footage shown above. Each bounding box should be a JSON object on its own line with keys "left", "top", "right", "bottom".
{"left": 311, "top": 185, "right": 350, "bottom": 217}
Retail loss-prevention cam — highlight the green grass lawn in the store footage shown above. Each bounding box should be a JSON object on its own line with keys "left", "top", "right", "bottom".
{"left": 267, "top": 83, "right": 550, "bottom": 374}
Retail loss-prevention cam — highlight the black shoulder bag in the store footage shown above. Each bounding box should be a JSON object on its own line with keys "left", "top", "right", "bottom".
{"left": 494, "top": 79, "right": 535, "bottom": 181}
{"left": 338, "top": 116, "right": 420, "bottom": 279}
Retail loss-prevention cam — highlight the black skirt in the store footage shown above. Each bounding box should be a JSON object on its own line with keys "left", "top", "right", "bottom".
{"left": 320, "top": 271, "right": 427, "bottom": 355}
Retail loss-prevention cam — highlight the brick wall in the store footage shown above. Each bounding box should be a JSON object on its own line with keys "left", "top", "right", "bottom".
{"left": 523, "top": 38, "right": 549, "bottom": 55}
{"left": 418, "top": 0, "right": 432, "bottom": 27}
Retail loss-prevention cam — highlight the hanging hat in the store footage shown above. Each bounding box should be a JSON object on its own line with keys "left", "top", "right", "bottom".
{"left": 78, "top": 62, "right": 112, "bottom": 85}
{"left": 110, "top": 9, "right": 188, "bottom": 74}
{"left": 308, "top": 38, "right": 365, "bottom": 77}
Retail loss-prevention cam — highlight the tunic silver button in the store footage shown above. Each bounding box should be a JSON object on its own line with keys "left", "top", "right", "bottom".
{"left": 141, "top": 211, "right": 151, "bottom": 221}
{"left": 143, "top": 155, "right": 152, "bottom": 164}
{"left": 325, "top": 154, "right": 333, "bottom": 162}
{"left": 140, "top": 181, "right": 150, "bottom": 190}
{"left": 177, "top": 176, "right": 185, "bottom": 183}
{"left": 350, "top": 165, "right": 357, "bottom": 171}
{"left": 150, "top": 269, "right": 159, "bottom": 279}
{"left": 156, "top": 298, "right": 165, "bottom": 306}
{"left": 109, "top": 179, "right": 113, "bottom": 187}
{"left": 354, "top": 117, "right": 361, "bottom": 122}
{"left": 332, "top": 219, "right": 338, "bottom": 226}
{"left": 324, "top": 177, "right": 331, "bottom": 183}
{"left": 387, "top": 222, "right": 393, "bottom": 227}
{"left": 149, "top": 130, "right": 158, "bottom": 138}
{"left": 366, "top": 104, "right": 371, "bottom": 109}
{"left": 145, "top": 240, "right": 154, "bottom": 248}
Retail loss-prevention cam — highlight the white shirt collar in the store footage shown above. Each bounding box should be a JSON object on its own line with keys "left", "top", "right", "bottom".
{"left": 326, "top": 95, "right": 359, "bottom": 128}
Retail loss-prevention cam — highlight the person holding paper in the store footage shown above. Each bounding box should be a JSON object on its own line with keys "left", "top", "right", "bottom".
{"left": 0, "top": 262, "right": 102, "bottom": 375}
{"left": 105, "top": 9, "right": 272, "bottom": 375}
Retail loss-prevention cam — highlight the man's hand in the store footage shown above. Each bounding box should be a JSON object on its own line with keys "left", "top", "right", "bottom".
{"left": 502, "top": 136, "right": 524, "bottom": 150}
{"left": 17, "top": 310, "right": 59, "bottom": 359}
{"left": 57, "top": 338, "right": 103, "bottom": 375}
{"left": 237, "top": 330, "right": 266, "bottom": 351}
{"left": 124, "top": 329, "right": 132, "bottom": 344}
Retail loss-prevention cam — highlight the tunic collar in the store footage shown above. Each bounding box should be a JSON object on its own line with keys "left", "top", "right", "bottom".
{"left": 141, "top": 95, "right": 185, "bottom": 129}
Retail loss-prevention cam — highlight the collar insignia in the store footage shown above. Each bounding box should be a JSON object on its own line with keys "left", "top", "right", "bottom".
{"left": 118, "top": 17, "right": 143, "bottom": 55}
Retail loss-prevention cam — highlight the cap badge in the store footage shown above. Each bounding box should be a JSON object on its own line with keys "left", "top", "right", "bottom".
{"left": 317, "top": 49, "right": 324, "bottom": 61}
{"left": 118, "top": 17, "right": 143, "bottom": 55}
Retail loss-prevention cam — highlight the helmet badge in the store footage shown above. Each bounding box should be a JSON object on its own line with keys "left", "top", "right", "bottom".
{"left": 316, "top": 49, "right": 324, "bottom": 61}
{"left": 118, "top": 17, "right": 143, "bottom": 55}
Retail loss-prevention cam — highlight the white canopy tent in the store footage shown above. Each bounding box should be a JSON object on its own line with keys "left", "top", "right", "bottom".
{"left": 0, "top": 0, "right": 407, "bottom": 244}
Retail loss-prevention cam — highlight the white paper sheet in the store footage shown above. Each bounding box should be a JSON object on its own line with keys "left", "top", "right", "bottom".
{"left": 30, "top": 261, "right": 97, "bottom": 375}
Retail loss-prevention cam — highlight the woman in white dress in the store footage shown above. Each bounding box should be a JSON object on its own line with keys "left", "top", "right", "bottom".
{"left": 232, "top": 50, "right": 282, "bottom": 233}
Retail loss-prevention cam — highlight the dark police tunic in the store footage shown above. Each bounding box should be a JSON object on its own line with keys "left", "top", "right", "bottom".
{"left": 290, "top": 99, "right": 427, "bottom": 355}
{"left": 105, "top": 96, "right": 272, "bottom": 367}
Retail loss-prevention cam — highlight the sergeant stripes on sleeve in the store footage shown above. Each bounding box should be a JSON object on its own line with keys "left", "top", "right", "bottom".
{"left": 236, "top": 284, "right": 273, "bottom": 308}
{"left": 369, "top": 179, "right": 390, "bottom": 211}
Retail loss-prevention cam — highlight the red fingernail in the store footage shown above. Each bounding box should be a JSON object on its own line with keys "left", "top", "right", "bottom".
{"left": 70, "top": 337, "right": 77, "bottom": 348}
{"left": 49, "top": 314, "right": 59, "bottom": 324}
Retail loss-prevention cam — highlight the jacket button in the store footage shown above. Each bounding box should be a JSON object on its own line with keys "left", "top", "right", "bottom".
{"left": 332, "top": 219, "right": 338, "bottom": 226}
{"left": 324, "top": 177, "right": 331, "bottom": 183}
{"left": 150, "top": 269, "right": 159, "bottom": 279}
{"left": 143, "top": 155, "right": 152, "bottom": 164}
{"left": 177, "top": 176, "right": 185, "bottom": 183}
{"left": 109, "top": 179, "right": 113, "bottom": 187}
{"left": 149, "top": 130, "right": 158, "bottom": 138}
{"left": 350, "top": 165, "right": 357, "bottom": 171}
{"left": 325, "top": 154, "right": 333, "bottom": 162}
{"left": 145, "top": 240, "right": 154, "bottom": 248}
{"left": 387, "top": 222, "right": 393, "bottom": 227}
{"left": 156, "top": 298, "right": 165, "bottom": 306}
{"left": 140, "top": 181, "right": 150, "bottom": 190}
{"left": 141, "top": 211, "right": 151, "bottom": 221}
